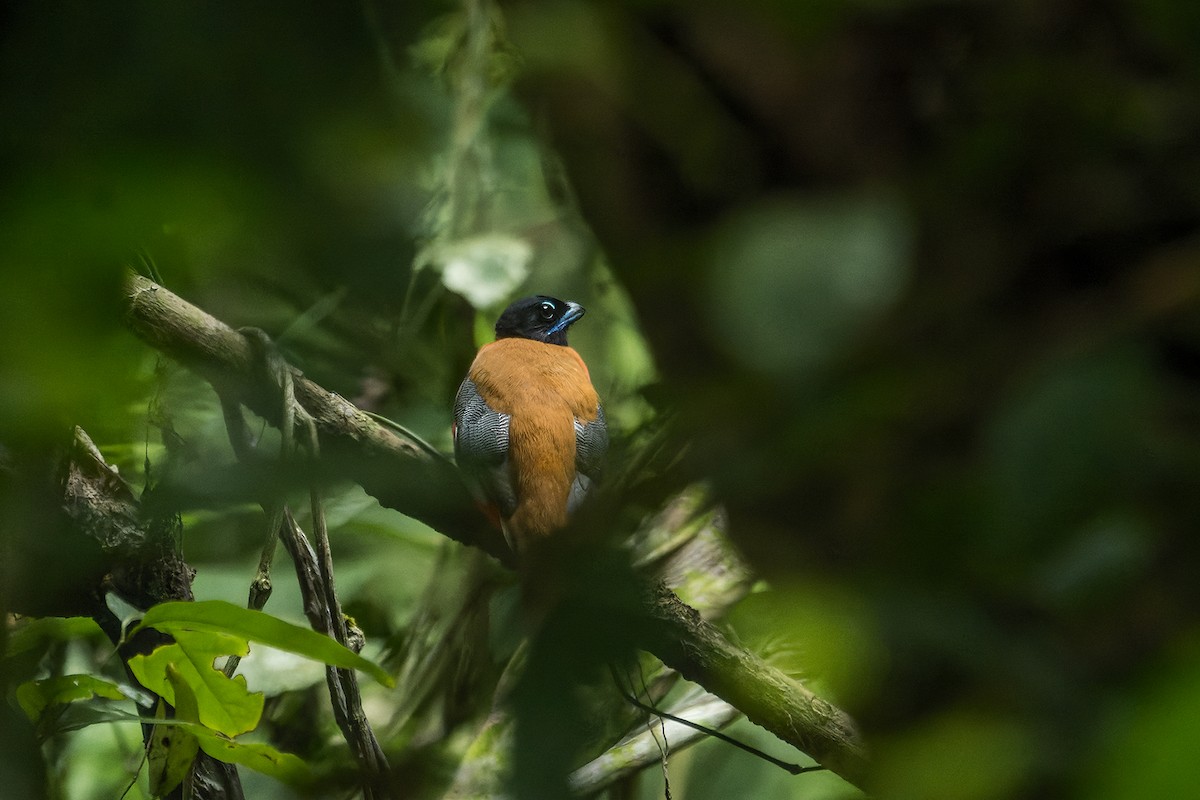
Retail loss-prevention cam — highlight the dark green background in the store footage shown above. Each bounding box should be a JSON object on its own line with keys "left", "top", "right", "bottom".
{"left": 3, "top": 1, "right": 1200, "bottom": 798}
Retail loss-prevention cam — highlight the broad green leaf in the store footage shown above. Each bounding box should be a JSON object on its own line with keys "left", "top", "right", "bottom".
{"left": 128, "top": 629, "right": 264, "bottom": 737}
{"left": 135, "top": 600, "right": 392, "bottom": 686}
{"left": 5, "top": 617, "right": 104, "bottom": 659}
{"left": 169, "top": 661, "right": 311, "bottom": 786}
{"left": 16, "top": 674, "right": 127, "bottom": 721}
{"left": 166, "top": 663, "right": 202, "bottom": 724}
{"left": 147, "top": 699, "right": 199, "bottom": 798}
{"left": 194, "top": 730, "right": 313, "bottom": 786}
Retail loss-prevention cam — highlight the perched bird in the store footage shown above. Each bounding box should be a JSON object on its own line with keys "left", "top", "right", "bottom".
{"left": 454, "top": 296, "right": 607, "bottom": 554}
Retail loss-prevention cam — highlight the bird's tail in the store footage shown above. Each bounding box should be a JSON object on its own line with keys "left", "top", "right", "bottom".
{"left": 506, "top": 411, "right": 576, "bottom": 550}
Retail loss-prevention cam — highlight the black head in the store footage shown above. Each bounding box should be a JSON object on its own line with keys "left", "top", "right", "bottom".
{"left": 494, "top": 295, "right": 585, "bottom": 346}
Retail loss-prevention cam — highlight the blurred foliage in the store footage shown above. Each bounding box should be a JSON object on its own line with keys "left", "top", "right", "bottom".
{"left": 3, "top": 0, "right": 1200, "bottom": 798}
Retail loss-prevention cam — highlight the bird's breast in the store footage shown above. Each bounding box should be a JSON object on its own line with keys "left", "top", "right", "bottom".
{"left": 467, "top": 338, "right": 599, "bottom": 421}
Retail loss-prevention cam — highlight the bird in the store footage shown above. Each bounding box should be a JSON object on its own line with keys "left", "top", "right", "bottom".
{"left": 453, "top": 295, "right": 607, "bottom": 555}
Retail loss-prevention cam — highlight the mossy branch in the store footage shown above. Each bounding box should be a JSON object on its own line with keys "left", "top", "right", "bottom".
{"left": 638, "top": 584, "right": 868, "bottom": 786}
{"left": 122, "top": 271, "right": 510, "bottom": 565}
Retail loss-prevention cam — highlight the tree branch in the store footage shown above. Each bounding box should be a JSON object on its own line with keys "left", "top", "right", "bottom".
{"left": 637, "top": 584, "right": 867, "bottom": 786}
{"left": 121, "top": 271, "right": 510, "bottom": 566}
{"left": 61, "top": 427, "right": 244, "bottom": 800}
{"left": 118, "top": 272, "right": 868, "bottom": 789}
{"left": 279, "top": 509, "right": 393, "bottom": 799}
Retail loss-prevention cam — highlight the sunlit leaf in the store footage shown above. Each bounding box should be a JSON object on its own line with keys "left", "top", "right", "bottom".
{"left": 134, "top": 600, "right": 393, "bottom": 686}
{"left": 127, "top": 630, "right": 263, "bottom": 737}
{"left": 166, "top": 663, "right": 202, "bottom": 724}
{"left": 171, "top": 658, "right": 311, "bottom": 785}
{"left": 194, "top": 730, "right": 313, "bottom": 786}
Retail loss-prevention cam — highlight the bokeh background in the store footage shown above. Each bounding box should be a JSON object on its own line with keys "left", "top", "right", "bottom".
{"left": 3, "top": 1, "right": 1200, "bottom": 798}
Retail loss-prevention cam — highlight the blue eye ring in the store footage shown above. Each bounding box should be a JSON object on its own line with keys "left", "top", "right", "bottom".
{"left": 538, "top": 301, "right": 556, "bottom": 320}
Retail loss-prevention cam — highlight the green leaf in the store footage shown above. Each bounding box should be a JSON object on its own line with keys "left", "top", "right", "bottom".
{"left": 16, "top": 674, "right": 127, "bottom": 721}
{"left": 5, "top": 617, "right": 104, "bottom": 659}
{"left": 128, "top": 629, "right": 264, "bottom": 737}
{"left": 168, "top": 660, "right": 311, "bottom": 787}
{"left": 135, "top": 600, "right": 393, "bottom": 686}
{"left": 166, "top": 662, "right": 202, "bottom": 724}
{"left": 193, "top": 730, "right": 313, "bottom": 786}
{"left": 147, "top": 698, "right": 199, "bottom": 798}
{"left": 35, "top": 705, "right": 164, "bottom": 736}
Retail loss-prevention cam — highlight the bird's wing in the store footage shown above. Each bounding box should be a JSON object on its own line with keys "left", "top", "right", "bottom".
{"left": 568, "top": 403, "right": 608, "bottom": 513}
{"left": 574, "top": 403, "right": 608, "bottom": 479}
{"left": 453, "top": 378, "right": 517, "bottom": 518}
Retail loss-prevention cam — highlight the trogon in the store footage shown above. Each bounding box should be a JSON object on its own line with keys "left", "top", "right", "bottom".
{"left": 454, "top": 296, "right": 608, "bottom": 554}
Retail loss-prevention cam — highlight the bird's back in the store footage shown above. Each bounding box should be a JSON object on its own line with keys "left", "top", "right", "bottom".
{"left": 465, "top": 337, "right": 600, "bottom": 545}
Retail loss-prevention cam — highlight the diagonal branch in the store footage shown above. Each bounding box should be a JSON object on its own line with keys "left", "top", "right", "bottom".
{"left": 122, "top": 271, "right": 510, "bottom": 566}
{"left": 637, "top": 584, "right": 868, "bottom": 786}
{"left": 119, "top": 271, "right": 869, "bottom": 789}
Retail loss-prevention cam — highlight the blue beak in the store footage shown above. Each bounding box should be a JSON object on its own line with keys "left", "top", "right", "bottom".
{"left": 547, "top": 301, "right": 585, "bottom": 335}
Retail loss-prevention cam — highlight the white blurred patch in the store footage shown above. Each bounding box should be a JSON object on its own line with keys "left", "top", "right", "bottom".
{"left": 236, "top": 642, "right": 326, "bottom": 697}
{"left": 418, "top": 234, "right": 532, "bottom": 309}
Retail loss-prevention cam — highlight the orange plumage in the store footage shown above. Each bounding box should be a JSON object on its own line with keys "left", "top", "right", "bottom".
{"left": 454, "top": 296, "right": 607, "bottom": 554}
{"left": 469, "top": 338, "right": 598, "bottom": 540}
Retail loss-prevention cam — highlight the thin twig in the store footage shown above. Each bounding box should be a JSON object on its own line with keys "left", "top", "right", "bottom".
{"left": 609, "top": 664, "right": 821, "bottom": 777}
{"left": 214, "top": 327, "right": 394, "bottom": 799}
{"left": 280, "top": 510, "right": 393, "bottom": 800}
